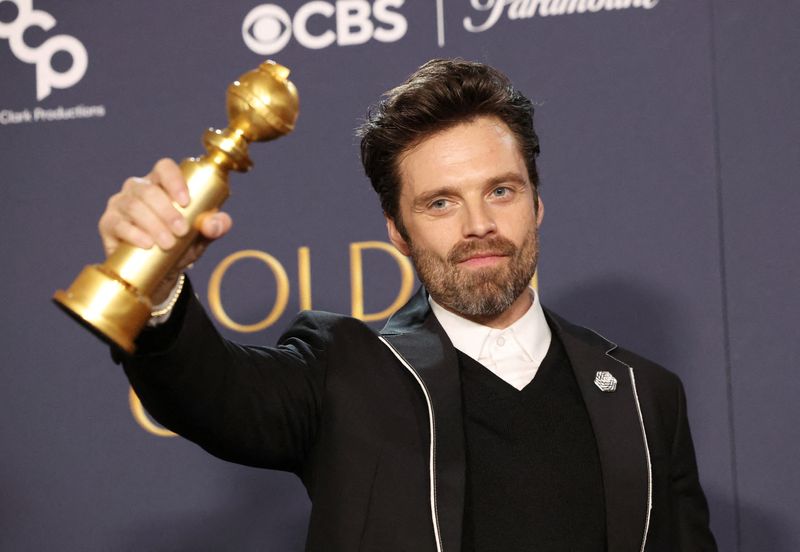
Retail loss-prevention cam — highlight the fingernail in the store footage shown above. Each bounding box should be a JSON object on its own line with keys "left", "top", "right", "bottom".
{"left": 172, "top": 218, "right": 188, "bottom": 235}
{"left": 209, "top": 219, "right": 221, "bottom": 237}
{"left": 178, "top": 191, "right": 190, "bottom": 206}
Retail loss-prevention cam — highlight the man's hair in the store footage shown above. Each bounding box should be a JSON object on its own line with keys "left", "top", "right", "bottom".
{"left": 357, "top": 58, "right": 541, "bottom": 235}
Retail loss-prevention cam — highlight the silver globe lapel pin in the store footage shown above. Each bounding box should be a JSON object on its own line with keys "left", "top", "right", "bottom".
{"left": 594, "top": 371, "right": 617, "bottom": 392}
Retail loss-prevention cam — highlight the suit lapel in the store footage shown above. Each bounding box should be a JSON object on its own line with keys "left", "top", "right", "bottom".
{"left": 381, "top": 287, "right": 465, "bottom": 552}
{"left": 547, "top": 310, "right": 651, "bottom": 552}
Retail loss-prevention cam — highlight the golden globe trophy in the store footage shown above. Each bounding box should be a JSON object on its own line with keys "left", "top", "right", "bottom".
{"left": 53, "top": 60, "right": 299, "bottom": 353}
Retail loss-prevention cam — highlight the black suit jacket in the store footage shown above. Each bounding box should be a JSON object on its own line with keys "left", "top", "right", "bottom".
{"left": 121, "top": 282, "right": 716, "bottom": 551}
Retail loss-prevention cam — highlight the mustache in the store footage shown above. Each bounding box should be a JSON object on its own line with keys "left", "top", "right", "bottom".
{"left": 448, "top": 237, "right": 517, "bottom": 264}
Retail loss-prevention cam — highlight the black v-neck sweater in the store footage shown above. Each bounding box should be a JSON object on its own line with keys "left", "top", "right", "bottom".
{"left": 459, "top": 333, "right": 607, "bottom": 551}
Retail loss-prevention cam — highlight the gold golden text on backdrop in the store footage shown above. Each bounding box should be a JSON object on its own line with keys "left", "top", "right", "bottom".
{"left": 206, "top": 242, "right": 416, "bottom": 332}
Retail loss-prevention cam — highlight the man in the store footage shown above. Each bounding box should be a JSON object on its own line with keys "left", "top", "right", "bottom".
{"left": 104, "top": 59, "right": 716, "bottom": 551}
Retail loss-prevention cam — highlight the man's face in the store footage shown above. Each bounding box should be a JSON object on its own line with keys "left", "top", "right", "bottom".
{"left": 387, "top": 116, "right": 543, "bottom": 326}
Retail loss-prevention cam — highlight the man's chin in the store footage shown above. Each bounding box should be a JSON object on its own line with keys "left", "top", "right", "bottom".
{"left": 457, "top": 265, "right": 511, "bottom": 286}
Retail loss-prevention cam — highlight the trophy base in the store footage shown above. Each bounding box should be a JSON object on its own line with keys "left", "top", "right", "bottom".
{"left": 53, "top": 265, "right": 151, "bottom": 354}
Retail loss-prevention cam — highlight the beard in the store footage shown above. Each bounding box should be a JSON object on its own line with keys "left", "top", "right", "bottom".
{"left": 408, "top": 225, "right": 539, "bottom": 322}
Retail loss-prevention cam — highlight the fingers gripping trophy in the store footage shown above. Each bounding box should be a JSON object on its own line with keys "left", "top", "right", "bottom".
{"left": 53, "top": 61, "right": 299, "bottom": 353}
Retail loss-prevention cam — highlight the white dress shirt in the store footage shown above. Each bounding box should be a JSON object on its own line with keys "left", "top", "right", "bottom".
{"left": 430, "top": 289, "right": 552, "bottom": 390}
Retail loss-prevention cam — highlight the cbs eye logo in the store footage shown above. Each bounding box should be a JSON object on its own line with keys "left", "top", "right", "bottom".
{"left": 0, "top": 0, "right": 88, "bottom": 100}
{"left": 242, "top": 0, "right": 407, "bottom": 55}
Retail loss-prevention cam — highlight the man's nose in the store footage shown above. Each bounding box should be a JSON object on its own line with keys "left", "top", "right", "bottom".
{"left": 462, "top": 202, "right": 497, "bottom": 238}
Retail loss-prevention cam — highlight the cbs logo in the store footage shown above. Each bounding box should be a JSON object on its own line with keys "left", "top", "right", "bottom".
{"left": 0, "top": 0, "right": 88, "bottom": 100}
{"left": 242, "top": 0, "right": 407, "bottom": 55}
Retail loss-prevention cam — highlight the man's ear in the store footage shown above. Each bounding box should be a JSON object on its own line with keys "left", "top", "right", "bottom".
{"left": 386, "top": 216, "right": 411, "bottom": 256}
{"left": 535, "top": 194, "right": 545, "bottom": 227}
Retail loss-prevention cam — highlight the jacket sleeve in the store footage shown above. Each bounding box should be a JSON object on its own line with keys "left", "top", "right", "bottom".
{"left": 118, "top": 278, "right": 328, "bottom": 474}
{"left": 669, "top": 379, "right": 718, "bottom": 550}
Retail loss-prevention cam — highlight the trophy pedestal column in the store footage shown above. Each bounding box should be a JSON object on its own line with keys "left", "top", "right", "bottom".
{"left": 53, "top": 265, "right": 151, "bottom": 353}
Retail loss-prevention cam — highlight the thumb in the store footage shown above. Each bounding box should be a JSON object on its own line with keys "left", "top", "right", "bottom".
{"left": 198, "top": 212, "right": 233, "bottom": 240}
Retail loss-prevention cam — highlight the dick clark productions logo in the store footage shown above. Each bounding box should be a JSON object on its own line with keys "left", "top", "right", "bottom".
{"left": 0, "top": 0, "right": 88, "bottom": 100}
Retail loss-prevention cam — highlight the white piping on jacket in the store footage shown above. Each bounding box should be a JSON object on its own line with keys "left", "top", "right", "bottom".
{"left": 379, "top": 336, "right": 444, "bottom": 552}
{"left": 590, "top": 329, "right": 653, "bottom": 552}
{"left": 626, "top": 364, "right": 653, "bottom": 552}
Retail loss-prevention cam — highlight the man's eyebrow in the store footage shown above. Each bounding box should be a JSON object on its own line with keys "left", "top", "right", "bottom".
{"left": 486, "top": 172, "right": 529, "bottom": 187}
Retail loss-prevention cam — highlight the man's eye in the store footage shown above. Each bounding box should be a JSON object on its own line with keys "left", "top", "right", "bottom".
{"left": 430, "top": 199, "right": 449, "bottom": 210}
{"left": 492, "top": 187, "right": 509, "bottom": 197}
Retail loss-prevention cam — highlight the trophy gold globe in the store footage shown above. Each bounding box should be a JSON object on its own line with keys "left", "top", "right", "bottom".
{"left": 53, "top": 60, "right": 299, "bottom": 353}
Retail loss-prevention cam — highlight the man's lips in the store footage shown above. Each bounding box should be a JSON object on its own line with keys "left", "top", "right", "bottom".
{"left": 456, "top": 252, "right": 509, "bottom": 267}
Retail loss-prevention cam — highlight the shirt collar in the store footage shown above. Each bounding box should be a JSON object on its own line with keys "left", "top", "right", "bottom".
{"left": 429, "top": 288, "right": 552, "bottom": 364}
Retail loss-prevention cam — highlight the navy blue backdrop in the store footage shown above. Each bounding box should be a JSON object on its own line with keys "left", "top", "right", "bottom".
{"left": 1, "top": 1, "right": 798, "bottom": 550}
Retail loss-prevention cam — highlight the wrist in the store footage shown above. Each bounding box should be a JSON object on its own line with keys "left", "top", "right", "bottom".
{"left": 150, "top": 273, "right": 185, "bottom": 321}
